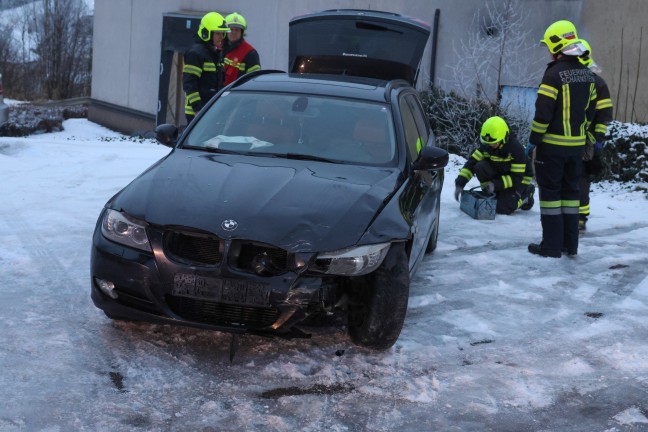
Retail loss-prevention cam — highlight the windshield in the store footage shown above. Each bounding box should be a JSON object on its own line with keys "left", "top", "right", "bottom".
{"left": 182, "top": 91, "right": 397, "bottom": 165}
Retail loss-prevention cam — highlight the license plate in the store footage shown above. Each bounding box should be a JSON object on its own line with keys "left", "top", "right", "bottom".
{"left": 172, "top": 273, "right": 270, "bottom": 306}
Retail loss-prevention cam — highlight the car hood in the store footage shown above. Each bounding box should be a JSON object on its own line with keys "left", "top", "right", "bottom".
{"left": 289, "top": 10, "right": 430, "bottom": 85}
{"left": 110, "top": 150, "right": 403, "bottom": 252}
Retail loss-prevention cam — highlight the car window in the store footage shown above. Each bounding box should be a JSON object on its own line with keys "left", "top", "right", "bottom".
{"left": 405, "top": 94, "right": 430, "bottom": 145}
{"left": 399, "top": 96, "right": 422, "bottom": 161}
{"left": 183, "top": 92, "right": 397, "bottom": 166}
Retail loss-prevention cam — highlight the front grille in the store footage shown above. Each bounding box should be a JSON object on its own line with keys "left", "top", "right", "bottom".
{"left": 166, "top": 295, "right": 280, "bottom": 328}
{"left": 165, "top": 231, "right": 222, "bottom": 266}
{"left": 234, "top": 242, "right": 289, "bottom": 274}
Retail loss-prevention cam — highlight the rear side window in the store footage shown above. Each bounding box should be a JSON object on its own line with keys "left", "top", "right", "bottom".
{"left": 399, "top": 96, "right": 422, "bottom": 161}
{"left": 405, "top": 94, "right": 430, "bottom": 145}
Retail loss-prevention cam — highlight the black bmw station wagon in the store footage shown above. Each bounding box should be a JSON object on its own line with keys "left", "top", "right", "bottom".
{"left": 91, "top": 9, "right": 448, "bottom": 350}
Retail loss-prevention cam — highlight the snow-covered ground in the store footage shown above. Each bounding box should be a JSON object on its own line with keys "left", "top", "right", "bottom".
{"left": 2, "top": 98, "right": 25, "bottom": 106}
{"left": 1, "top": 119, "right": 647, "bottom": 431}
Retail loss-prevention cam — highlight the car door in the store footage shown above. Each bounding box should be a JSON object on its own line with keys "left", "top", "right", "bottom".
{"left": 398, "top": 92, "right": 440, "bottom": 272}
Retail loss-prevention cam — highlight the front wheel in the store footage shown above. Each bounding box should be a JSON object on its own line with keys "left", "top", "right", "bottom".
{"left": 348, "top": 243, "right": 410, "bottom": 350}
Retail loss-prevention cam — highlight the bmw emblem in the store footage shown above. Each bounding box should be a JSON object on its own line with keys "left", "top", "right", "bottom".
{"left": 221, "top": 219, "right": 238, "bottom": 231}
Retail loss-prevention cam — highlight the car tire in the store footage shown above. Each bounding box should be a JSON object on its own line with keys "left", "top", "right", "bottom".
{"left": 425, "top": 201, "right": 441, "bottom": 254}
{"left": 348, "top": 243, "right": 409, "bottom": 350}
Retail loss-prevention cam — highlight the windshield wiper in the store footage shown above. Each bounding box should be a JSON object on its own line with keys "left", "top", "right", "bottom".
{"left": 181, "top": 145, "right": 256, "bottom": 156}
{"left": 180, "top": 147, "right": 338, "bottom": 162}
{"left": 281, "top": 153, "right": 341, "bottom": 163}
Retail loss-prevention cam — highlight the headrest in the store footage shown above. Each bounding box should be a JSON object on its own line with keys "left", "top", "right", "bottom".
{"left": 353, "top": 118, "right": 387, "bottom": 143}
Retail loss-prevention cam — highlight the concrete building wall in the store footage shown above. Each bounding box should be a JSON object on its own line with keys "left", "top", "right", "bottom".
{"left": 582, "top": 0, "right": 648, "bottom": 123}
{"left": 90, "top": 0, "right": 648, "bottom": 133}
{"left": 91, "top": 0, "right": 133, "bottom": 107}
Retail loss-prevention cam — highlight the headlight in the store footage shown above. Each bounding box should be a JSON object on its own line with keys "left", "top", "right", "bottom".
{"left": 101, "top": 209, "right": 151, "bottom": 252}
{"left": 314, "top": 243, "right": 391, "bottom": 276}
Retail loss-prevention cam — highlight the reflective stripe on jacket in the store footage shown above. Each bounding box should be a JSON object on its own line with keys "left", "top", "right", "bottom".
{"left": 183, "top": 36, "right": 224, "bottom": 116}
{"left": 455, "top": 135, "right": 532, "bottom": 193}
{"left": 223, "top": 39, "right": 261, "bottom": 86}
{"left": 530, "top": 56, "right": 597, "bottom": 148}
{"left": 588, "top": 73, "right": 613, "bottom": 143}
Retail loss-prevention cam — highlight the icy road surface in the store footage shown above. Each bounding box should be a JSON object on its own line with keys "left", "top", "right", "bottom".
{"left": 1, "top": 120, "right": 647, "bottom": 431}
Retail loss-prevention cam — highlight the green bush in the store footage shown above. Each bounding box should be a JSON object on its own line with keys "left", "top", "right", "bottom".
{"left": 420, "top": 87, "right": 493, "bottom": 158}
{"left": 422, "top": 87, "right": 532, "bottom": 157}
{"left": 601, "top": 121, "right": 648, "bottom": 184}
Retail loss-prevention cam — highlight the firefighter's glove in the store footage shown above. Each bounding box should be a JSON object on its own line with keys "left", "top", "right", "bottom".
{"left": 482, "top": 182, "right": 495, "bottom": 195}
{"left": 454, "top": 185, "right": 464, "bottom": 201}
{"left": 525, "top": 143, "right": 536, "bottom": 158}
{"left": 594, "top": 141, "right": 603, "bottom": 152}
{"left": 586, "top": 153, "right": 603, "bottom": 175}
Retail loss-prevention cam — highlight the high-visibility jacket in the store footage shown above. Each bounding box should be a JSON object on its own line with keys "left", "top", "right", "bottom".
{"left": 223, "top": 39, "right": 261, "bottom": 86}
{"left": 455, "top": 135, "right": 533, "bottom": 193}
{"left": 183, "top": 36, "right": 224, "bottom": 117}
{"left": 588, "top": 73, "right": 613, "bottom": 144}
{"left": 530, "top": 56, "right": 597, "bottom": 148}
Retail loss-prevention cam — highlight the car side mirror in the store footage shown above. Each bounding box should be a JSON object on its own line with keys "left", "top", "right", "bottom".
{"left": 155, "top": 123, "right": 179, "bottom": 147}
{"left": 413, "top": 146, "right": 449, "bottom": 171}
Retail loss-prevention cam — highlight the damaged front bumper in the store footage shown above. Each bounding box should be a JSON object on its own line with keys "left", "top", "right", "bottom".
{"left": 90, "top": 227, "right": 338, "bottom": 338}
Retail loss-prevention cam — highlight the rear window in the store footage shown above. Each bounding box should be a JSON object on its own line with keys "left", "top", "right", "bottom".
{"left": 289, "top": 18, "right": 427, "bottom": 84}
{"left": 183, "top": 91, "right": 397, "bottom": 166}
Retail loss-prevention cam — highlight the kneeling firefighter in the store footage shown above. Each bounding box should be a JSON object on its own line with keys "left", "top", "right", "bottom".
{"left": 454, "top": 116, "right": 535, "bottom": 215}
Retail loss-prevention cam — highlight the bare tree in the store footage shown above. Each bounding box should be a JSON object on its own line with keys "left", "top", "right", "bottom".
{"left": 423, "top": 88, "right": 491, "bottom": 157}
{"left": 0, "top": 22, "right": 15, "bottom": 71}
{"left": 445, "top": 0, "right": 542, "bottom": 105}
{"left": 28, "top": 0, "right": 92, "bottom": 99}
{"left": 427, "top": 0, "right": 544, "bottom": 153}
{"left": 631, "top": 26, "right": 643, "bottom": 123}
{"left": 0, "top": 0, "right": 36, "bottom": 7}
{"left": 0, "top": 14, "right": 34, "bottom": 99}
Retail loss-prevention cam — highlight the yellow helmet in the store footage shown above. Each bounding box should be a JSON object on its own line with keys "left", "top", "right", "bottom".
{"left": 480, "top": 116, "right": 509, "bottom": 145}
{"left": 578, "top": 39, "right": 602, "bottom": 73}
{"left": 198, "top": 12, "right": 229, "bottom": 42}
{"left": 541, "top": 20, "right": 583, "bottom": 54}
{"left": 226, "top": 12, "right": 247, "bottom": 34}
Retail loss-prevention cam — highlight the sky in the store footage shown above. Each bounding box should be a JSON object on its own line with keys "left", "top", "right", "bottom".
{"left": 1, "top": 117, "right": 648, "bottom": 431}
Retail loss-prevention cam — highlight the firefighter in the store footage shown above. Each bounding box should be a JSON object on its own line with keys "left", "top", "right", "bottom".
{"left": 577, "top": 39, "right": 614, "bottom": 231}
{"left": 183, "top": 12, "right": 229, "bottom": 123}
{"left": 454, "top": 116, "right": 535, "bottom": 215}
{"left": 526, "top": 20, "right": 597, "bottom": 258}
{"left": 223, "top": 13, "right": 261, "bottom": 86}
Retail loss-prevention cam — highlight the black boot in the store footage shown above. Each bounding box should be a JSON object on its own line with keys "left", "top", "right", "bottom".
{"left": 561, "top": 247, "right": 578, "bottom": 256}
{"left": 520, "top": 184, "right": 535, "bottom": 211}
{"left": 528, "top": 242, "right": 561, "bottom": 258}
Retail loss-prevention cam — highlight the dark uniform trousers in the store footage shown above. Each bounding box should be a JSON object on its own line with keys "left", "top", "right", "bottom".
{"left": 534, "top": 144, "right": 584, "bottom": 253}
{"left": 579, "top": 160, "right": 594, "bottom": 220}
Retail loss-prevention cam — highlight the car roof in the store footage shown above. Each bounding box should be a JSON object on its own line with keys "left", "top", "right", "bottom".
{"left": 231, "top": 71, "right": 410, "bottom": 103}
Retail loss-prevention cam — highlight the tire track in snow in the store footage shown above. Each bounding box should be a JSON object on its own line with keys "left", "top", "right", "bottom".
{"left": 0, "top": 205, "right": 194, "bottom": 424}
{"left": 0, "top": 205, "right": 80, "bottom": 296}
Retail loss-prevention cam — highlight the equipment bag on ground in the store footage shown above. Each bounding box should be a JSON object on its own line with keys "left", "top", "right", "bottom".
{"left": 460, "top": 186, "right": 496, "bottom": 220}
